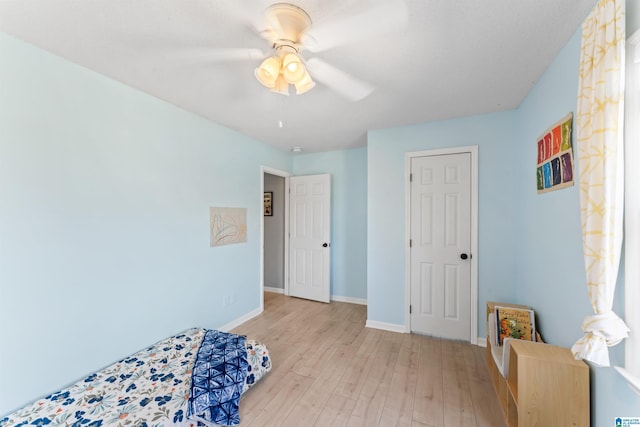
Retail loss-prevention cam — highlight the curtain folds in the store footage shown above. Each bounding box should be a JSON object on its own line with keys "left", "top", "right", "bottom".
{"left": 571, "top": 0, "right": 629, "bottom": 367}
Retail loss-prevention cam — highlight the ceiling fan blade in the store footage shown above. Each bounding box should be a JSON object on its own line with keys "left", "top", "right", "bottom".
{"left": 302, "top": 0, "right": 409, "bottom": 52}
{"left": 207, "top": 48, "right": 265, "bottom": 63}
{"left": 218, "top": 1, "right": 279, "bottom": 44}
{"left": 306, "top": 57, "right": 375, "bottom": 102}
{"left": 167, "top": 47, "right": 264, "bottom": 64}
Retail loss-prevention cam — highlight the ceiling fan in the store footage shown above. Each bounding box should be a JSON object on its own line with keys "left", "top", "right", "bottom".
{"left": 220, "top": 1, "right": 409, "bottom": 102}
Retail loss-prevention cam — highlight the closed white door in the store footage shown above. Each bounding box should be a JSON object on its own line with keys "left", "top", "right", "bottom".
{"left": 410, "top": 153, "right": 471, "bottom": 340}
{"left": 288, "top": 174, "right": 331, "bottom": 303}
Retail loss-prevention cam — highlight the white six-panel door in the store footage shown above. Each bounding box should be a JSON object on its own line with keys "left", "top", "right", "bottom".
{"left": 410, "top": 153, "right": 471, "bottom": 340}
{"left": 288, "top": 174, "right": 331, "bottom": 303}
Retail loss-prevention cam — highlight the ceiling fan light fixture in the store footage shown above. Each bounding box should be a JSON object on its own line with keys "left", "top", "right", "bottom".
{"left": 254, "top": 55, "right": 281, "bottom": 88}
{"left": 253, "top": 4, "right": 320, "bottom": 96}
{"left": 295, "top": 69, "right": 315, "bottom": 95}
{"left": 282, "top": 53, "right": 306, "bottom": 84}
{"left": 270, "top": 75, "right": 290, "bottom": 96}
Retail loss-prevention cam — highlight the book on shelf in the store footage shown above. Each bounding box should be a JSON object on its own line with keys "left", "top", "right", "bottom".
{"left": 494, "top": 305, "right": 536, "bottom": 346}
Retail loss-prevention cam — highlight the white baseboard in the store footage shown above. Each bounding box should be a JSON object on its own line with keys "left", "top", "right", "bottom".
{"left": 263, "top": 288, "right": 367, "bottom": 305}
{"left": 364, "top": 324, "right": 487, "bottom": 345}
{"left": 218, "top": 307, "right": 263, "bottom": 332}
{"left": 331, "top": 295, "right": 367, "bottom": 305}
{"left": 365, "top": 320, "right": 407, "bottom": 334}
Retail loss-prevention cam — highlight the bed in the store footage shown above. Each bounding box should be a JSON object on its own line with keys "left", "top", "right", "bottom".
{"left": 0, "top": 328, "right": 271, "bottom": 427}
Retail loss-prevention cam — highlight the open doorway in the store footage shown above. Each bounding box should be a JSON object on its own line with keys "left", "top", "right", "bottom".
{"left": 260, "top": 167, "right": 290, "bottom": 312}
{"left": 264, "top": 173, "right": 286, "bottom": 293}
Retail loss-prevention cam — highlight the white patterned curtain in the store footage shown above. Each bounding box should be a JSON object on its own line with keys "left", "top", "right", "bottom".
{"left": 571, "top": 0, "right": 629, "bottom": 367}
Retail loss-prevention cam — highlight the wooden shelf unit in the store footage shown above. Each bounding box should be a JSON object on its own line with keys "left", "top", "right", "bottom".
{"left": 486, "top": 302, "right": 590, "bottom": 427}
{"left": 486, "top": 301, "right": 530, "bottom": 420}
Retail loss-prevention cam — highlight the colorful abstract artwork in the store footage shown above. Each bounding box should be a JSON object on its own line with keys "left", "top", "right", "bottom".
{"left": 209, "top": 207, "right": 247, "bottom": 247}
{"left": 536, "top": 113, "right": 574, "bottom": 194}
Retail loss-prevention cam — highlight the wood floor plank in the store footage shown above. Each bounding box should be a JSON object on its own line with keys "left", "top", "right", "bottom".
{"left": 282, "top": 349, "right": 346, "bottom": 426}
{"left": 462, "top": 344, "right": 506, "bottom": 427}
{"left": 242, "top": 371, "right": 315, "bottom": 426}
{"left": 412, "top": 336, "right": 444, "bottom": 427}
{"left": 313, "top": 395, "right": 358, "bottom": 427}
{"left": 441, "top": 339, "right": 477, "bottom": 426}
{"left": 347, "top": 331, "right": 402, "bottom": 426}
{"left": 382, "top": 333, "right": 421, "bottom": 425}
{"left": 232, "top": 293, "right": 503, "bottom": 427}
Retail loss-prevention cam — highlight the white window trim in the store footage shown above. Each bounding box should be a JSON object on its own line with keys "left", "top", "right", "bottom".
{"left": 615, "top": 29, "right": 640, "bottom": 395}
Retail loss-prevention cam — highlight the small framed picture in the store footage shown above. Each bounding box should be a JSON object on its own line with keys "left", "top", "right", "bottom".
{"left": 263, "top": 192, "right": 273, "bottom": 216}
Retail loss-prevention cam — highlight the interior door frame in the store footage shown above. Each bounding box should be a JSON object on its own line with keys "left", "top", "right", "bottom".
{"left": 404, "top": 146, "right": 479, "bottom": 344}
{"left": 260, "top": 166, "right": 291, "bottom": 312}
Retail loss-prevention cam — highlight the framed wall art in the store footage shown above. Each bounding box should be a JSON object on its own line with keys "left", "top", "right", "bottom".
{"left": 536, "top": 113, "right": 574, "bottom": 194}
{"left": 209, "top": 207, "right": 247, "bottom": 247}
{"left": 263, "top": 192, "right": 273, "bottom": 216}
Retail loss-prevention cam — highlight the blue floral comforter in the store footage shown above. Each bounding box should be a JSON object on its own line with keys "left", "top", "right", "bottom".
{"left": 0, "top": 328, "right": 271, "bottom": 427}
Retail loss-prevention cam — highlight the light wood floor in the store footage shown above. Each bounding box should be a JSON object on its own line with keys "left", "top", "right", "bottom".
{"left": 231, "top": 293, "right": 505, "bottom": 427}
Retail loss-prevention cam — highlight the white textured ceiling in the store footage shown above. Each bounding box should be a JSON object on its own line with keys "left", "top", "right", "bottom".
{"left": 0, "top": 0, "right": 597, "bottom": 153}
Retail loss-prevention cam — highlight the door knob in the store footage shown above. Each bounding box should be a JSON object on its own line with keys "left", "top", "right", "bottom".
{"left": 460, "top": 253, "right": 469, "bottom": 260}
{"left": 322, "top": 243, "right": 329, "bottom": 248}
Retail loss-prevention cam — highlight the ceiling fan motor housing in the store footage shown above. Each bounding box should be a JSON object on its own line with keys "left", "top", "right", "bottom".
{"left": 264, "top": 3, "right": 311, "bottom": 51}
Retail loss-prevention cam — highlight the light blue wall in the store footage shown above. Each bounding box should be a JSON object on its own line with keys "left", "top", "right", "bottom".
{"left": 293, "top": 148, "right": 368, "bottom": 301}
{"left": 0, "top": 33, "right": 291, "bottom": 415}
{"left": 515, "top": 26, "right": 640, "bottom": 426}
{"left": 367, "top": 111, "right": 519, "bottom": 331}
{"left": 514, "top": 30, "right": 589, "bottom": 344}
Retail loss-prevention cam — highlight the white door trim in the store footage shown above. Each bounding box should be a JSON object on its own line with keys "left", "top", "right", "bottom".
{"left": 260, "top": 166, "right": 291, "bottom": 313}
{"left": 404, "top": 146, "right": 479, "bottom": 344}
